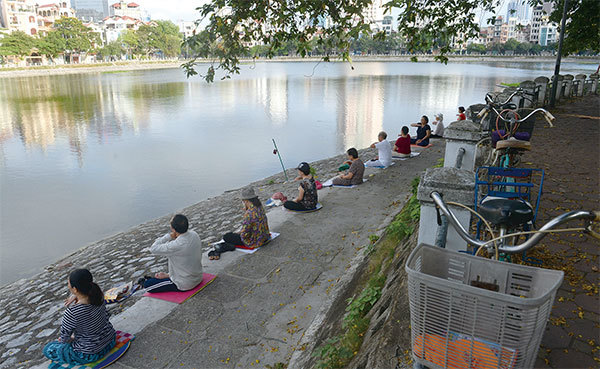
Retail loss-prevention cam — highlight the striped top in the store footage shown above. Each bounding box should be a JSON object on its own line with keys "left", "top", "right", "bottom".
{"left": 59, "top": 303, "right": 116, "bottom": 354}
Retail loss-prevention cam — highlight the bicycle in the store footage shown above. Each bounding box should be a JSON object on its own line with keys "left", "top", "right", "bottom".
{"left": 407, "top": 192, "right": 598, "bottom": 369}
{"left": 477, "top": 88, "right": 556, "bottom": 168}
{"left": 430, "top": 191, "right": 599, "bottom": 260}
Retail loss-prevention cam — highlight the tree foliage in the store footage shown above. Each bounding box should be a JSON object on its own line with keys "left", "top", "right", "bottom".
{"left": 0, "top": 31, "right": 35, "bottom": 58}
{"left": 98, "top": 40, "right": 125, "bottom": 60}
{"left": 184, "top": 0, "right": 599, "bottom": 82}
{"left": 52, "top": 17, "right": 99, "bottom": 53}
{"left": 36, "top": 30, "right": 66, "bottom": 60}
{"left": 118, "top": 20, "right": 182, "bottom": 58}
{"left": 549, "top": 0, "right": 600, "bottom": 55}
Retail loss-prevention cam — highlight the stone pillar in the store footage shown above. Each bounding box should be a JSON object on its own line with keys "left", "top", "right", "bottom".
{"left": 563, "top": 74, "right": 574, "bottom": 98}
{"left": 467, "top": 103, "right": 486, "bottom": 125}
{"left": 589, "top": 74, "right": 599, "bottom": 95}
{"left": 519, "top": 80, "right": 536, "bottom": 108}
{"left": 534, "top": 76, "right": 549, "bottom": 106}
{"left": 501, "top": 87, "right": 521, "bottom": 108}
{"left": 443, "top": 120, "right": 483, "bottom": 172}
{"left": 574, "top": 74, "right": 586, "bottom": 97}
{"left": 553, "top": 74, "right": 564, "bottom": 102}
{"left": 417, "top": 168, "right": 475, "bottom": 252}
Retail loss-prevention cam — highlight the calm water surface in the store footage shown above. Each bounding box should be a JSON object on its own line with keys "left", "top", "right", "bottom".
{"left": 0, "top": 61, "right": 596, "bottom": 285}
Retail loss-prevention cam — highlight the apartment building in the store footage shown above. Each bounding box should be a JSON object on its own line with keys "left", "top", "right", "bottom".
{"left": 0, "top": 0, "right": 39, "bottom": 35}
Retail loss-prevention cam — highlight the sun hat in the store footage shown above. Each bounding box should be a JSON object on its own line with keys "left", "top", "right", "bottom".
{"left": 435, "top": 113, "right": 443, "bottom": 120}
{"left": 241, "top": 187, "right": 258, "bottom": 200}
{"left": 297, "top": 162, "right": 310, "bottom": 175}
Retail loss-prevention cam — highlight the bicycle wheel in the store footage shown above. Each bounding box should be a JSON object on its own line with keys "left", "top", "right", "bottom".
{"left": 495, "top": 109, "right": 520, "bottom": 139}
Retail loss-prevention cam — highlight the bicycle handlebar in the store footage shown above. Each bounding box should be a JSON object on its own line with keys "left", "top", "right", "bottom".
{"left": 430, "top": 191, "right": 598, "bottom": 254}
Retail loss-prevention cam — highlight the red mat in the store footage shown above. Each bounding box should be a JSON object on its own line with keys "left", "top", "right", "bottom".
{"left": 143, "top": 273, "right": 216, "bottom": 304}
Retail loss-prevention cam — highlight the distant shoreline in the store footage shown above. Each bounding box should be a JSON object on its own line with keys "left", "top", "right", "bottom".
{"left": 0, "top": 55, "right": 597, "bottom": 78}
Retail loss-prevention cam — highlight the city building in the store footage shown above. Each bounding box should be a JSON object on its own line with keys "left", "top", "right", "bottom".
{"left": 178, "top": 20, "right": 199, "bottom": 39}
{"left": 492, "top": 16, "right": 503, "bottom": 43}
{"left": 0, "top": 0, "right": 39, "bottom": 35}
{"left": 530, "top": 1, "right": 554, "bottom": 44}
{"left": 539, "top": 23, "right": 557, "bottom": 46}
{"left": 506, "top": 0, "right": 531, "bottom": 22}
{"left": 108, "top": 1, "right": 141, "bottom": 20}
{"left": 362, "top": 0, "right": 385, "bottom": 32}
{"left": 71, "top": 0, "right": 108, "bottom": 21}
{"left": 382, "top": 15, "right": 393, "bottom": 35}
{"left": 36, "top": 2, "right": 75, "bottom": 35}
{"left": 102, "top": 14, "right": 144, "bottom": 42}
{"left": 507, "top": 17, "right": 530, "bottom": 43}
{"left": 477, "top": 26, "right": 494, "bottom": 46}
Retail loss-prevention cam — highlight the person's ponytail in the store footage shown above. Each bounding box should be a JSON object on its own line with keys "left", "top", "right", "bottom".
{"left": 88, "top": 282, "right": 104, "bottom": 306}
{"left": 69, "top": 268, "right": 104, "bottom": 306}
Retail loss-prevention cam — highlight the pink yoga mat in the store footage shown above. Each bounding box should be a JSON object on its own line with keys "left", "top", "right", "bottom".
{"left": 143, "top": 273, "right": 217, "bottom": 304}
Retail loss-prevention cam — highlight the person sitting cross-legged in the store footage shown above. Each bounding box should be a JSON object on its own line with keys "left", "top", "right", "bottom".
{"left": 394, "top": 126, "right": 411, "bottom": 157}
{"left": 140, "top": 214, "right": 203, "bottom": 293}
{"left": 332, "top": 148, "right": 364, "bottom": 186}
{"left": 431, "top": 113, "right": 445, "bottom": 138}
{"left": 365, "top": 131, "right": 392, "bottom": 168}
{"left": 410, "top": 115, "right": 432, "bottom": 147}
{"left": 209, "top": 187, "right": 270, "bottom": 260}
{"left": 43, "top": 269, "right": 116, "bottom": 365}
{"left": 284, "top": 162, "right": 318, "bottom": 211}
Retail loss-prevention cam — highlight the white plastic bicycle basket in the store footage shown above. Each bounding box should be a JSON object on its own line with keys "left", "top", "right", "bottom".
{"left": 406, "top": 244, "right": 563, "bottom": 369}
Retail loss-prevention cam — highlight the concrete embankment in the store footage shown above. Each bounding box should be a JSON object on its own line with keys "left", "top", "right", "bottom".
{"left": 0, "top": 142, "right": 444, "bottom": 368}
{"left": 0, "top": 55, "right": 596, "bottom": 79}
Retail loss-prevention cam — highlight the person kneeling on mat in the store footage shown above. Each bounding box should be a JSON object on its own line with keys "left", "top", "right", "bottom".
{"left": 210, "top": 187, "right": 270, "bottom": 260}
{"left": 139, "top": 214, "right": 203, "bottom": 293}
{"left": 43, "top": 269, "right": 116, "bottom": 365}
{"left": 284, "top": 162, "right": 318, "bottom": 211}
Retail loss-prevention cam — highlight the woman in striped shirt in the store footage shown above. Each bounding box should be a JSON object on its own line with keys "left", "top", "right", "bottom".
{"left": 43, "top": 269, "right": 116, "bottom": 365}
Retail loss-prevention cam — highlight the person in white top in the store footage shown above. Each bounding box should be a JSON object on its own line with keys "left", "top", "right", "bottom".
{"left": 140, "top": 214, "right": 204, "bottom": 293}
{"left": 365, "top": 131, "right": 392, "bottom": 168}
{"left": 431, "top": 113, "right": 444, "bottom": 138}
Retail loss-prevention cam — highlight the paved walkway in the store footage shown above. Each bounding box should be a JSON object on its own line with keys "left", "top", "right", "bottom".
{"left": 108, "top": 147, "right": 442, "bottom": 369}
{"left": 4, "top": 143, "right": 443, "bottom": 369}
{"left": 523, "top": 96, "right": 599, "bottom": 369}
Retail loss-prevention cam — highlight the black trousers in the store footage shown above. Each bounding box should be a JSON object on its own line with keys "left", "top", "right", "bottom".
{"left": 223, "top": 232, "right": 243, "bottom": 245}
{"left": 283, "top": 201, "right": 309, "bottom": 211}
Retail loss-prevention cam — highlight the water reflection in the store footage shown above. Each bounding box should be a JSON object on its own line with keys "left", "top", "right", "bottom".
{"left": 0, "top": 76, "right": 187, "bottom": 167}
{"left": 0, "top": 61, "right": 596, "bottom": 286}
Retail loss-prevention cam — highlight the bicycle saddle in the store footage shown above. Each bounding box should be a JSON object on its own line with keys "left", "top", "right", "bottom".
{"left": 478, "top": 198, "right": 533, "bottom": 227}
{"left": 496, "top": 138, "right": 531, "bottom": 151}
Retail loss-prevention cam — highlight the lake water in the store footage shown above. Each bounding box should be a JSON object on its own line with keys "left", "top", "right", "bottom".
{"left": 0, "top": 60, "right": 596, "bottom": 286}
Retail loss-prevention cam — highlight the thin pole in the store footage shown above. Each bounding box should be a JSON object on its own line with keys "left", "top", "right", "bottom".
{"left": 549, "top": 0, "right": 569, "bottom": 107}
{"left": 272, "top": 138, "right": 289, "bottom": 181}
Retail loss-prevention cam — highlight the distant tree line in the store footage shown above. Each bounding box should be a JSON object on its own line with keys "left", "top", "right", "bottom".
{"left": 0, "top": 17, "right": 182, "bottom": 64}
{"left": 187, "top": 30, "right": 561, "bottom": 61}
{"left": 466, "top": 39, "right": 559, "bottom": 55}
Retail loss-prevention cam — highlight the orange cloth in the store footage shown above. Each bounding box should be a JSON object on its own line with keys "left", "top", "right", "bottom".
{"left": 413, "top": 334, "right": 516, "bottom": 369}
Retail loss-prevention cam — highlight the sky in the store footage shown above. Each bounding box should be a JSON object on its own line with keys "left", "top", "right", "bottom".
{"left": 139, "top": 0, "right": 512, "bottom": 25}
{"left": 142, "top": 0, "right": 209, "bottom": 22}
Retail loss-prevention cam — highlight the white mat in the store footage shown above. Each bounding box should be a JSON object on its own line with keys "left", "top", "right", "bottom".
{"left": 211, "top": 232, "right": 281, "bottom": 254}
{"left": 321, "top": 178, "right": 368, "bottom": 188}
{"left": 392, "top": 152, "right": 421, "bottom": 160}
{"left": 364, "top": 161, "right": 396, "bottom": 168}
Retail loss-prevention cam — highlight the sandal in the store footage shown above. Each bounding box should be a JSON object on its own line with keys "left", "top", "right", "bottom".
{"left": 208, "top": 250, "right": 220, "bottom": 260}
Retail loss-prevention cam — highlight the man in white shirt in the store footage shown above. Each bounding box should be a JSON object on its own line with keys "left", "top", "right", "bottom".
{"left": 140, "top": 214, "right": 204, "bottom": 293}
{"left": 365, "top": 131, "right": 392, "bottom": 168}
